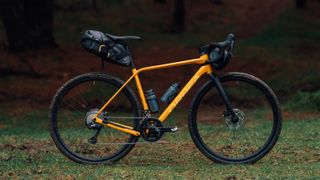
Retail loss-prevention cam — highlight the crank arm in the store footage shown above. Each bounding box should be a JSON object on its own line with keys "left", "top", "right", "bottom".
{"left": 161, "top": 127, "right": 178, "bottom": 133}
{"left": 156, "top": 126, "right": 179, "bottom": 133}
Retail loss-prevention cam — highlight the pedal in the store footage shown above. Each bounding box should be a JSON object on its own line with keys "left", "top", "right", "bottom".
{"left": 170, "top": 126, "right": 178, "bottom": 132}
{"left": 160, "top": 126, "right": 179, "bottom": 133}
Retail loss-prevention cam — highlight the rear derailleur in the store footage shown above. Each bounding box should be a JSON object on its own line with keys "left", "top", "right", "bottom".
{"left": 85, "top": 108, "right": 106, "bottom": 144}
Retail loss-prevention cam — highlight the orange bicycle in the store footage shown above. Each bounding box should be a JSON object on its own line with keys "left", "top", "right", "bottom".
{"left": 49, "top": 30, "right": 282, "bottom": 164}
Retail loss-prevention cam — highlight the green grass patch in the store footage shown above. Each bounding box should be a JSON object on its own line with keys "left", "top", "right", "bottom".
{"left": 285, "top": 90, "right": 320, "bottom": 112}
{"left": 0, "top": 109, "right": 319, "bottom": 178}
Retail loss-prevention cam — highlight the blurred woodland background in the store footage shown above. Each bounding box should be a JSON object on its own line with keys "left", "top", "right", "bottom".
{"left": 0, "top": 0, "right": 319, "bottom": 111}
{"left": 0, "top": 0, "right": 319, "bottom": 178}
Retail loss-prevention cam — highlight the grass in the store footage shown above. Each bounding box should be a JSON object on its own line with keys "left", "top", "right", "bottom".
{"left": 0, "top": 109, "right": 319, "bottom": 179}
{"left": 285, "top": 90, "right": 320, "bottom": 111}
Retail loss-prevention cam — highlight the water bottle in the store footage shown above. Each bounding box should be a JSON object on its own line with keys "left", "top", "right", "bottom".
{"left": 161, "top": 83, "right": 181, "bottom": 104}
{"left": 145, "top": 89, "right": 159, "bottom": 113}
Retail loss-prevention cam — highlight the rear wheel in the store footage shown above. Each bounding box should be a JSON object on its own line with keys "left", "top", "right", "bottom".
{"left": 188, "top": 72, "right": 281, "bottom": 164}
{"left": 49, "top": 72, "right": 141, "bottom": 164}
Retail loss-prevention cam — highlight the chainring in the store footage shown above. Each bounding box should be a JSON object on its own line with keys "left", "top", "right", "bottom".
{"left": 139, "top": 117, "right": 164, "bottom": 142}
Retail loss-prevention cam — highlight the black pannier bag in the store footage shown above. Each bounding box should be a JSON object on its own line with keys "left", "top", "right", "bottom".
{"left": 81, "top": 30, "right": 132, "bottom": 67}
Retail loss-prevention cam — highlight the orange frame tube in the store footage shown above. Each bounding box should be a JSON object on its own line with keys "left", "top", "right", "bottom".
{"left": 94, "top": 55, "right": 212, "bottom": 136}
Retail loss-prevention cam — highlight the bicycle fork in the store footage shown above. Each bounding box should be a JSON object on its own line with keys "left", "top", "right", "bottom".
{"left": 209, "top": 74, "right": 238, "bottom": 123}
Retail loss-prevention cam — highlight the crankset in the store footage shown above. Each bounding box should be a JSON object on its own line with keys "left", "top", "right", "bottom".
{"left": 85, "top": 110, "right": 178, "bottom": 144}
{"left": 139, "top": 117, "right": 178, "bottom": 142}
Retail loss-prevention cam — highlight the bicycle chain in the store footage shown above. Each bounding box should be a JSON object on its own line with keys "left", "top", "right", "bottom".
{"left": 91, "top": 116, "right": 176, "bottom": 145}
{"left": 105, "top": 116, "right": 177, "bottom": 130}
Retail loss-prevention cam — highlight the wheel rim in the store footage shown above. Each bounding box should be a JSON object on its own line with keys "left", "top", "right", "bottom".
{"left": 52, "top": 77, "right": 138, "bottom": 162}
{"left": 194, "top": 77, "right": 277, "bottom": 161}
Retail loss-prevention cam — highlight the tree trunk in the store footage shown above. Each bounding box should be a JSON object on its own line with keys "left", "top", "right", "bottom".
{"left": 154, "top": 0, "right": 167, "bottom": 3}
{"left": 212, "top": 0, "right": 222, "bottom": 5}
{"left": 296, "top": 0, "right": 306, "bottom": 9}
{"left": 92, "top": 0, "right": 99, "bottom": 12}
{"left": 0, "top": 0, "right": 57, "bottom": 52}
{"left": 172, "top": 0, "right": 185, "bottom": 33}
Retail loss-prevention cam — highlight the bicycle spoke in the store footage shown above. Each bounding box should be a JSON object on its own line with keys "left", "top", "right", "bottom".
{"left": 193, "top": 74, "right": 278, "bottom": 162}
{"left": 50, "top": 74, "right": 141, "bottom": 163}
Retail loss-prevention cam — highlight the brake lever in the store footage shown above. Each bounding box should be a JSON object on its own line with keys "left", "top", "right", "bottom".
{"left": 226, "top": 33, "right": 235, "bottom": 56}
{"left": 229, "top": 40, "right": 235, "bottom": 57}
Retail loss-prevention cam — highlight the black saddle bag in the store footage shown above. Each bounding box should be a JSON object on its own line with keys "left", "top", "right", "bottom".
{"left": 81, "top": 30, "right": 132, "bottom": 67}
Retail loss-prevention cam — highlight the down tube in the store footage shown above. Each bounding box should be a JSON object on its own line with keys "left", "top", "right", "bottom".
{"left": 158, "top": 65, "right": 213, "bottom": 122}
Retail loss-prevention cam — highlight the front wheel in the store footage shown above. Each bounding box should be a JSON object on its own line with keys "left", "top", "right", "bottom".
{"left": 188, "top": 72, "right": 282, "bottom": 164}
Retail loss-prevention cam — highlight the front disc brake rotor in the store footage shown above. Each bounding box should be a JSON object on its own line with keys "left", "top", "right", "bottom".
{"left": 225, "top": 108, "right": 245, "bottom": 130}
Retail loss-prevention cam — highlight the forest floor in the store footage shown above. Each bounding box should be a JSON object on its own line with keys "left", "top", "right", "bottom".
{"left": 0, "top": 109, "right": 319, "bottom": 178}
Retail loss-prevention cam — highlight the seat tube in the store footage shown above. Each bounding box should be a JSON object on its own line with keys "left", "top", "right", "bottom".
{"left": 132, "top": 68, "right": 148, "bottom": 111}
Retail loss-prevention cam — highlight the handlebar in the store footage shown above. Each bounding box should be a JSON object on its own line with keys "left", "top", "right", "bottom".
{"left": 199, "top": 33, "right": 236, "bottom": 57}
{"left": 211, "top": 33, "right": 235, "bottom": 53}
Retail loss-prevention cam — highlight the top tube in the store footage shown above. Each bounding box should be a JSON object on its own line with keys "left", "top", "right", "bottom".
{"left": 133, "top": 55, "right": 208, "bottom": 74}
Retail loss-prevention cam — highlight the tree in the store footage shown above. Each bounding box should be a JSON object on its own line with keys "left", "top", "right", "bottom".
{"left": 172, "top": 0, "right": 185, "bottom": 33}
{"left": 154, "top": 0, "right": 167, "bottom": 3}
{"left": 0, "top": 0, "right": 57, "bottom": 52}
{"left": 211, "top": 0, "right": 222, "bottom": 5}
{"left": 153, "top": 0, "right": 185, "bottom": 33}
{"left": 296, "top": 0, "right": 307, "bottom": 9}
{"left": 91, "top": 0, "right": 99, "bottom": 13}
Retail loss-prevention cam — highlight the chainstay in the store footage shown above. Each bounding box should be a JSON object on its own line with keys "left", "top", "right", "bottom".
{"left": 105, "top": 116, "right": 177, "bottom": 129}
{"left": 89, "top": 116, "right": 177, "bottom": 145}
{"left": 83, "top": 141, "right": 171, "bottom": 145}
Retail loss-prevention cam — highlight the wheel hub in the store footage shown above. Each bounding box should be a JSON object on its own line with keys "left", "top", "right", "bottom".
{"left": 225, "top": 108, "right": 245, "bottom": 130}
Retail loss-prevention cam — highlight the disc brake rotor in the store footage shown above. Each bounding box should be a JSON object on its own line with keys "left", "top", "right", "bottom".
{"left": 225, "top": 108, "right": 245, "bottom": 130}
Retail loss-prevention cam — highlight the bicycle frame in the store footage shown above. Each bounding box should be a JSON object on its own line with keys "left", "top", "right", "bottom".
{"left": 94, "top": 54, "right": 212, "bottom": 136}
